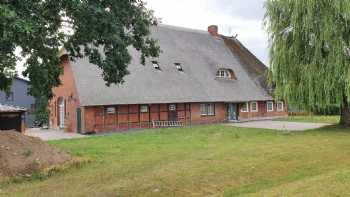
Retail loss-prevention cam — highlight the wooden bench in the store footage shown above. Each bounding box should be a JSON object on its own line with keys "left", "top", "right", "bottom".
{"left": 152, "top": 121, "right": 184, "bottom": 128}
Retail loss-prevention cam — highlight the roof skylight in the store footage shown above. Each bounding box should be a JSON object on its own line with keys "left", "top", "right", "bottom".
{"left": 174, "top": 63, "right": 183, "bottom": 72}
{"left": 152, "top": 61, "right": 161, "bottom": 70}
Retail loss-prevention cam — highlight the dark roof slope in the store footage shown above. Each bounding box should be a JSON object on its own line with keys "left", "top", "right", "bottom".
{"left": 70, "top": 24, "right": 272, "bottom": 106}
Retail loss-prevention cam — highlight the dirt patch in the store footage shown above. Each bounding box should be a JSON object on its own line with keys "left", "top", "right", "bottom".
{"left": 0, "top": 131, "right": 71, "bottom": 178}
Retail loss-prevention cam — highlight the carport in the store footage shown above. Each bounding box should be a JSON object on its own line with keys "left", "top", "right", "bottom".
{"left": 0, "top": 104, "right": 26, "bottom": 133}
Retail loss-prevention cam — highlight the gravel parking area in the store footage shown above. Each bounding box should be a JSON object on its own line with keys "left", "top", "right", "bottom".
{"left": 229, "top": 120, "right": 331, "bottom": 131}
{"left": 26, "top": 128, "right": 87, "bottom": 141}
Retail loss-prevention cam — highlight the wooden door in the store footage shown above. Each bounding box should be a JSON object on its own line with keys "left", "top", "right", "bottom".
{"left": 76, "top": 108, "right": 82, "bottom": 133}
{"left": 168, "top": 104, "right": 177, "bottom": 121}
{"left": 259, "top": 102, "right": 266, "bottom": 116}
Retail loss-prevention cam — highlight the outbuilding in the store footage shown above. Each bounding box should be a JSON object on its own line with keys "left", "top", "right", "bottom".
{"left": 0, "top": 104, "right": 26, "bottom": 133}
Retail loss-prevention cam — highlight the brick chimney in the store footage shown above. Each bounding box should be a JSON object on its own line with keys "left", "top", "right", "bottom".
{"left": 208, "top": 25, "right": 219, "bottom": 36}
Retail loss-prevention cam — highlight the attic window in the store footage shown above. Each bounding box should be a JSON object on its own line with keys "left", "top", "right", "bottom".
{"left": 216, "top": 68, "right": 236, "bottom": 80}
{"left": 174, "top": 63, "right": 183, "bottom": 72}
{"left": 152, "top": 61, "right": 161, "bottom": 70}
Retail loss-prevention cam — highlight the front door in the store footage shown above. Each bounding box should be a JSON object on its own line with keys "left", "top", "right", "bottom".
{"left": 59, "top": 99, "right": 65, "bottom": 129}
{"left": 227, "top": 103, "right": 238, "bottom": 121}
{"left": 76, "top": 108, "right": 82, "bottom": 133}
{"left": 168, "top": 104, "right": 177, "bottom": 121}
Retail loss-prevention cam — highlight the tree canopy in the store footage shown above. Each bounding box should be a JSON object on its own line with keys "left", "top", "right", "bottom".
{"left": 265, "top": 0, "right": 350, "bottom": 124}
{"left": 0, "top": 0, "right": 160, "bottom": 124}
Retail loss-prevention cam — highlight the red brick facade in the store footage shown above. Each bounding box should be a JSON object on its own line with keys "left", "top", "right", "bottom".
{"left": 78, "top": 102, "right": 286, "bottom": 133}
{"left": 49, "top": 55, "right": 80, "bottom": 132}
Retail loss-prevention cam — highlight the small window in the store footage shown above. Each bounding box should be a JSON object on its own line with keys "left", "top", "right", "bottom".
{"left": 241, "top": 102, "right": 249, "bottom": 112}
{"left": 169, "top": 104, "right": 176, "bottom": 111}
{"left": 277, "top": 101, "right": 284, "bottom": 112}
{"left": 106, "top": 107, "right": 116, "bottom": 114}
{"left": 267, "top": 101, "right": 274, "bottom": 112}
{"left": 152, "top": 61, "right": 161, "bottom": 70}
{"left": 216, "top": 69, "right": 230, "bottom": 78}
{"left": 200, "top": 103, "right": 215, "bottom": 116}
{"left": 216, "top": 68, "right": 236, "bottom": 80}
{"left": 251, "top": 102, "right": 258, "bottom": 112}
{"left": 6, "top": 92, "right": 14, "bottom": 101}
{"left": 140, "top": 105, "right": 149, "bottom": 113}
{"left": 174, "top": 63, "right": 183, "bottom": 72}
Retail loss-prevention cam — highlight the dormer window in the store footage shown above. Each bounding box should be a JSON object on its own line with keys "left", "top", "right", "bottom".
{"left": 152, "top": 61, "right": 161, "bottom": 70}
{"left": 174, "top": 63, "right": 183, "bottom": 72}
{"left": 216, "top": 68, "right": 236, "bottom": 80}
{"left": 217, "top": 69, "right": 230, "bottom": 78}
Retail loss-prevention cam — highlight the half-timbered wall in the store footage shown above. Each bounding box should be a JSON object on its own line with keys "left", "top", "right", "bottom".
{"left": 88, "top": 103, "right": 192, "bottom": 132}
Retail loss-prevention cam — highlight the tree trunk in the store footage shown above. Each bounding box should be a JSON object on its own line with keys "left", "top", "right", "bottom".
{"left": 340, "top": 96, "right": 350, "bottom": 126}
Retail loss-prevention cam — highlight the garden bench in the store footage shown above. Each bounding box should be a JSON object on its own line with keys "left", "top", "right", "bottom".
{"left": 152, "top": 121, "right": 184, "bottom": 128}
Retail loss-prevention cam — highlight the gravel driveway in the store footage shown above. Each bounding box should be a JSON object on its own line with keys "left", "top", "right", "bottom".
{"left": 26, "top": 128, "right": 87, "bottom": 141}
{"left": 229, "top": 120, "right": 331, "bottom": 131}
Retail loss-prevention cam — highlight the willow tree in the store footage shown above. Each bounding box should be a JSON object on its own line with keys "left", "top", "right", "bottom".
{"left": 0, "top": 0, "right": 160, "bottom": 124}
{"left": 265, "top": 0, "right": 350, "bottom": 125}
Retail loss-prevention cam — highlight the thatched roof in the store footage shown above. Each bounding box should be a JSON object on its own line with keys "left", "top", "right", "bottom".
{"left": 70, "top": 24, "right": 272, "bottom": 106}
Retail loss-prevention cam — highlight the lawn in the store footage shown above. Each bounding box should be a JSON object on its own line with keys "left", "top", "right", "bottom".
{"left": 278, "top": 115, "right": 340, "bottom": 124}
{"left": 1, "top": 125, "right": 350, "bottom": 196}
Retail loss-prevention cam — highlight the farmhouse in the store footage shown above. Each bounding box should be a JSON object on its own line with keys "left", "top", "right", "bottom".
{"left": 49, "top": 25, "right": 287, "bottom": 133}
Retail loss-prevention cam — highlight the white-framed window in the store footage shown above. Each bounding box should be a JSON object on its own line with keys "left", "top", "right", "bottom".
{"left": 200, "top": 103, "right": 215, "bottom": 116}
{"left": 169, "top": 104, "right": 176, "bottom": 111}
{"left": 277, "top": 101, "right": 284, "bottom": 112}
{"left": 251, "top": 102, "right": 258, "bottom": 112}
{"left": 140, "top": 105, "right": 149, "bottom": 113}
{"left": 105, "top": 107, "right": 116, "bottom": 114}
{"left": 241, "top": 102, "right": 249, "bottom": 112}
{"left": 267, "top": 101, "right": 274, "bottom": 112}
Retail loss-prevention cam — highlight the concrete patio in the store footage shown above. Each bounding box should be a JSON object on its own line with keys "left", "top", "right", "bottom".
{"left": 228, "top": 120, "right": 332, "bottom": 131}
{"left": 25, "top": 128, "right": 87, "bottom": 141}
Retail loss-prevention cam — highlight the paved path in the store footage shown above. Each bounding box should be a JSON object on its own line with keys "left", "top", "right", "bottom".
{"left": 228, "top": 120, "right": 331, "bottom": 131}
{"left": 26, "top": 128, "right": 87, "bottom": 141}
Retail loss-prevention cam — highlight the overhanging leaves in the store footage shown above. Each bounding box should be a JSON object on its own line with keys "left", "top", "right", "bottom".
{"left": 265, "top": 0, "right": 350, "bottom": 111}
{"left": 0, "top": 0, "right": 160, "bottom": 124}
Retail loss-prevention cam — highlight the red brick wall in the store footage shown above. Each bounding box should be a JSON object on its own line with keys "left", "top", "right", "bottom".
{"left": 82, "top": 103, "right": 227, "bottom": 133}
{"left": 81, "top": 102, "right": 287, "bottom": 133}
{"left": 239, "top": 101, "right": 288, "bottom": 120}
{"left": 49, "top": 55, "right": 80, "bottom": 132}
{"left": 190, "top": 103, "right": 227, "bottom": 124}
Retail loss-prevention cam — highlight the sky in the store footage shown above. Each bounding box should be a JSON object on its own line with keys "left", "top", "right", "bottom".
{"left": 146, "top": 0, "right": 269, "bottom": 64}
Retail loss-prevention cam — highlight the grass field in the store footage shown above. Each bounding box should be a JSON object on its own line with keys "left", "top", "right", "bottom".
{"left": 1, "top": 124, "right": 350, "bottom": 196}
{"left": 278, "top": 115, "right": 340, "bottom": 124}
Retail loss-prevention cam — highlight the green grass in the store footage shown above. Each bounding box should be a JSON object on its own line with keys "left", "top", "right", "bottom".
{"left": 1, "top": 125, "right": 350, "bottom": 196}
{"left": 278, "top": 115, "right": 340, "bottom": 124}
